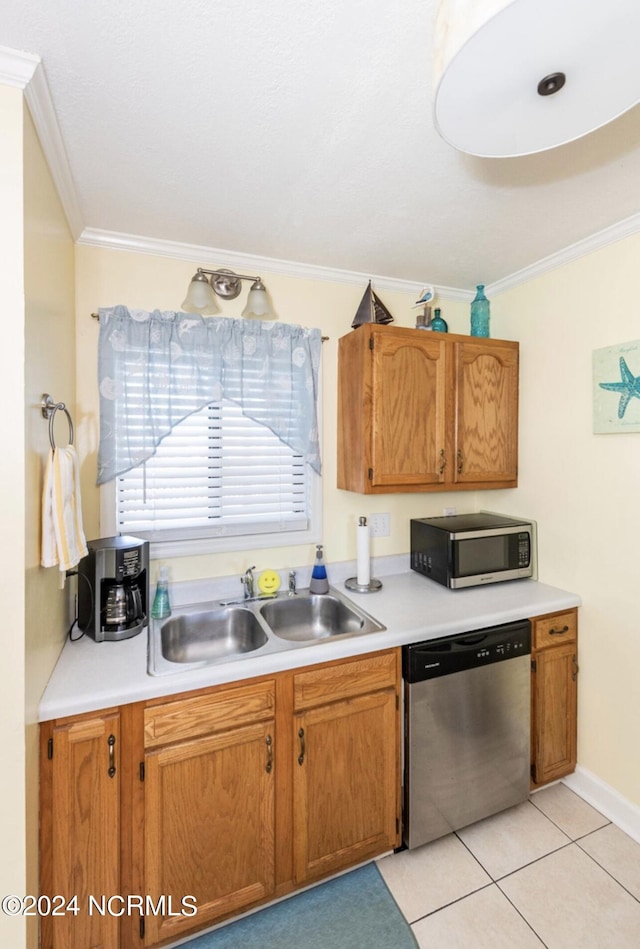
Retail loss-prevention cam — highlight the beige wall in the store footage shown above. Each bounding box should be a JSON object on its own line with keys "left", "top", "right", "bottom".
{"left": 75, "top": 244, "right": 475, "bottom": 584}
{"left": 23, "top": 101, "right": 76, "bottom": 944}
{"left": 489, "top": 239, "right": 640, "bottom": 808}
{"left": 0, "top": 83, "right": 27, "bottom": 949}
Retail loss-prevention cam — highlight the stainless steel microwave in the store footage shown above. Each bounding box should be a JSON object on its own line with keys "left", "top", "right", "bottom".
{"left": 410, "top": 512, "right": 536, "bottom": 589}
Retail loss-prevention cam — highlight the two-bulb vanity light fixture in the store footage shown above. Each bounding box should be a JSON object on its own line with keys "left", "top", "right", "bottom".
{"left": 181, "top": 267, "right": 276, "bottom": 318}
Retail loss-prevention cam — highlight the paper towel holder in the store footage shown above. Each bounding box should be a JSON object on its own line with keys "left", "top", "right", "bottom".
{"left": 345, "top": 516, "right": 383, "bottom": 594}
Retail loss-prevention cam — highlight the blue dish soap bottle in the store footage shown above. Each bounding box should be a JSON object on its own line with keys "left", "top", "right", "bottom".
{"left": 309, "top": 544, "right": 329, "bottom": 594}
{"left": 151, "top": 565, "right": 171, "bottom": 620}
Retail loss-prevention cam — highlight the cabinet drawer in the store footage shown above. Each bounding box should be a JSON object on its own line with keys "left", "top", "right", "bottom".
{"left": 144, "top": 680, "right": 275, "bottom": 748}
{"left": 533, "top": 610, "right": 577, "bottom": 650}
{"left": 293, "top": 650, "right": 398, "bottom": 711}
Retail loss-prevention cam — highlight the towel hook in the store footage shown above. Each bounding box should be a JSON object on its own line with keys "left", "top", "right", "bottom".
{"left": 41, "top": 393, "right": 74, "bottom": 451}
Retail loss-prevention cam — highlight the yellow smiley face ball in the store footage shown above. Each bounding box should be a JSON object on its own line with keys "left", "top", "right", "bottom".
{"left": 258, "top": 570, "right": 281, "bottom": 595}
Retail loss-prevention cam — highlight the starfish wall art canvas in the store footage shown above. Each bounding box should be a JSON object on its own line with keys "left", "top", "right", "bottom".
{"left": 593, "top": 339, "right": 640, "bottom": 433}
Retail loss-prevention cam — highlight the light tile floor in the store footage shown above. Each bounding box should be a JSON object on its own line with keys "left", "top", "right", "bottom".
{"left": 377, "top": 783, "right": 640, "bottom": 948}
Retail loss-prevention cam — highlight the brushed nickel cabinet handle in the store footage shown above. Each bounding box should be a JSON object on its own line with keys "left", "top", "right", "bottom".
{"left": 298, "top": 727, "right": 305, "bottom": 766}
{"left": 457, "top": 450, "right": 463, "bottom": 474}
{"left": 549, "top": 625, "right": 570, "bottom": 636}
{"left": 265, "top": 735, "right": 273, "bottom": 774}
{"left": 107, "top": 734, "right": 116, "bottom": 778}
{"left": 438, "top": 449, "right": 446, "bottom": 474}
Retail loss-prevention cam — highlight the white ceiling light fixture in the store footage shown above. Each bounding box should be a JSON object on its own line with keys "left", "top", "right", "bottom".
{"left": 433, "top": 0, "right": 640, "bottom": 158}
{"left": 181, "top": 268, "right": 276, "bottom": 319}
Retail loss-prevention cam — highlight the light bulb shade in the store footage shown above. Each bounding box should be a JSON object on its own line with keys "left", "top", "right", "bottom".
{"left": 241, "top": 282, "right": 275, "bottom": 319}
{"left": 433, "top": 0, "right": 640, "bottom": 157}
{"left": 181, "top": 273, "right": 220, "bottom": 315}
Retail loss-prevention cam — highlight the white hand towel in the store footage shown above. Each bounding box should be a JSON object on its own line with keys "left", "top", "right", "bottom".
{"left": 41, "top": 446, "right": 88, "bottom": 574}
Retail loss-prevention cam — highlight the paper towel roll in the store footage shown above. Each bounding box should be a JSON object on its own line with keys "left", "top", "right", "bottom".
{"left": 356, "top": 519, "right": 371, "bottom": 586}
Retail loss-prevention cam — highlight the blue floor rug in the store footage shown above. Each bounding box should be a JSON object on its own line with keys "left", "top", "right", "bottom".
{"left": 181, "top": 863, "right": 418, "bottom": 949}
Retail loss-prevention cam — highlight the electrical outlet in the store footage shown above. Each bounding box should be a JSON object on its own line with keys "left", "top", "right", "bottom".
{"left": 370, "top": 513, "right": 390, "bottom": 537}
{"left": 443, "top": 507, "right": 457, "bottom": 516}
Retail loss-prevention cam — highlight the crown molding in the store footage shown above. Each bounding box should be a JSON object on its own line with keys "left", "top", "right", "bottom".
{"left": 486, "top": 210, "right": 640, "bottom": 297}
{"left": 1, "top": 45, "right": 84, "bottom": 239}
{"left": 0, "top": 44, "right": 39, "bottom": 88}
{"left": 24, "top": 64, "right": 84, "bottom": 239}
{"left": 77, "top": 227, "right": 474, "bottom": 302}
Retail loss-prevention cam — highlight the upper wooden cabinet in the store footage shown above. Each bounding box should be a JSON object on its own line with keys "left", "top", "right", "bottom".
{"left": 337, "top": 325, "right": 519, "bottom": 493}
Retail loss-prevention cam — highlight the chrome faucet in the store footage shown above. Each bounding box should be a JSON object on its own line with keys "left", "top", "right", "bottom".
{"left": 288, "top": 569, "right": 297, "bottom": 596}
{"left": 241, "top": 566, "right": 256, "bottom": 600}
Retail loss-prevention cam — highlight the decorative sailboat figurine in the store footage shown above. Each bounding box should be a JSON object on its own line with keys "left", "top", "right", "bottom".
{"left": 351, "top": 280, "right": 394, "bottom": 328}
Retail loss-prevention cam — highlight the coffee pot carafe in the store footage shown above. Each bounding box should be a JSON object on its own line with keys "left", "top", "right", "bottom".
{"left": 104, "top": 579, "right": 144, "bottom": 630}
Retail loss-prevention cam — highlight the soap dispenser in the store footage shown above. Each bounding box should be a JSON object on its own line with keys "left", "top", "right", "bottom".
{"left": 309, "top": 544, "right": 329, "bottom": 594}
{"left": 151, "top": 565, "right": 171, "bottom": 620}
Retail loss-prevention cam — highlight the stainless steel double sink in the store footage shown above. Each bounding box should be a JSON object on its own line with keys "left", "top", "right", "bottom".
{"left": 147, "top": 587, "right": 386, "bottom": 676}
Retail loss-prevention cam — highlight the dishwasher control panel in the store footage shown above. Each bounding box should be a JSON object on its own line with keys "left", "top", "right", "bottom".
{"left": 403, "top": 620, "right": 531, "bottom": 682}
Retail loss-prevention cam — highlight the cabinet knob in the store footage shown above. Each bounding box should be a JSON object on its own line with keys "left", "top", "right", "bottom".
{"left": 298, "top": 727, "right": 306, "bottom": 766}
{"left": 438, "top": 449, "right": 446, "bottom": 475}
{"left": 456, "top": 450, "right": 464, "bottom": 474}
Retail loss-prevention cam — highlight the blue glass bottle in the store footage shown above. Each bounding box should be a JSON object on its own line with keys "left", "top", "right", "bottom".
{"left": 470, "top": 285, "right": 490, "bottom": 338}
{"left": 431, "top": 308, "right": 448, "bottom": 333}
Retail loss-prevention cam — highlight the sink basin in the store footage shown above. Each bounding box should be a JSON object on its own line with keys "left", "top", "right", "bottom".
{"left": 259, "top": 592, "right": 384, "bottom": 642}
{"left": 147, "top": 587, "right": 386, "bottom": 675}
{"left": 159, "top": 607, "right": 268, "bottom": 663}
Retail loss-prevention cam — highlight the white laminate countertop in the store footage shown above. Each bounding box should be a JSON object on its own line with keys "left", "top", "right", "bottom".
{"left": 38, "top": 572, "right": 581, "bottom": 722}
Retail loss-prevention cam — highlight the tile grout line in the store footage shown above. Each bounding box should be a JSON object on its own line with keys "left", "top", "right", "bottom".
{"left": 407, "top": 879, "right": 495, "bottom": 927}
{"left": 494, "top": 882, "right": 550, "bottom": 948}
{"left": 574, "top": 838, "right": 640, "bottom": 906}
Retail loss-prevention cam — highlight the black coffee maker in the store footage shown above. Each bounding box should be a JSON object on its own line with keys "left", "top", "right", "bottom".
{"left": 77, "top": 536, "right": 149, "bottom": 642}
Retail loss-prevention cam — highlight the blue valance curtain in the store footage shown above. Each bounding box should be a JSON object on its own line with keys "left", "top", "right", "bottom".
{"left": 97, "top": 306, "right": 322, "bottom": 484}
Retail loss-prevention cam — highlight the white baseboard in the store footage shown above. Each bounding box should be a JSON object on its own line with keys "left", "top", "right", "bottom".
{"left": 563, "top": 766, "right": 640, "bottom": 844}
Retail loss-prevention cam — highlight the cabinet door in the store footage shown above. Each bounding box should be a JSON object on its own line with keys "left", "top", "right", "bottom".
{"left": 371, "top": 331, "right": 447, "bottom": 486}
{"left": 454, "top": 339, "right": 519, "bottom": 486}
{"left": 293, "top": 689, "right": 399, "bottom": 884}
{"left": 144, "top": 720, "right": 275, "bottom": 945}
{"left": 41, "top": 712, "right": 121, "bottom": 949}
{"left": 531, "top": 643, "right": 578, "bottom": 785}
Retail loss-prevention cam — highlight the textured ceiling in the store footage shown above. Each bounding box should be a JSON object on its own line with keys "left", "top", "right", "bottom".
{"left": 3, "top": 0, "right": 640, "bottom": 290}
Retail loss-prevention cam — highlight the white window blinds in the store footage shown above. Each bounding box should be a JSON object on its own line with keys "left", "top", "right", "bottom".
{"left": 116, "top": 400, "right": 311, "bottom": 543}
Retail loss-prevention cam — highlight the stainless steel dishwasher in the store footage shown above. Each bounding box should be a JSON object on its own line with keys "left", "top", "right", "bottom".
{"left": 403, "top": 620, "right": 531, "bottom": 849}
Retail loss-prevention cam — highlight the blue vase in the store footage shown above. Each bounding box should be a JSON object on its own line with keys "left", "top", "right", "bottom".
{"left": 470, "top": 285, "right": 490, "bottom": 337}
{"left": 431, "top": 308, "right": 448, "bottom": 333}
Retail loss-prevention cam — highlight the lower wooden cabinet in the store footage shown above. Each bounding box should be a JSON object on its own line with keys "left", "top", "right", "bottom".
{"left": 40, "top": 709, "right": 121, "bottom": 949}
{"left": 530, "top": 609, "right": 578, "bottom": 787}
{"left": 142, "top": 678, "right": 277, "bottom": 943}
{"left": 292, "top": 652, "right": 400, "bottom": 884}
{"left": 40, "top": 649, "right": 401, "bottom": 948}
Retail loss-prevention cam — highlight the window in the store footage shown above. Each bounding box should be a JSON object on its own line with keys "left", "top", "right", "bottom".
{"left": 103, "top": 400, "right": 321, "bottom": 557}
{"left": 97, "top": 307, "right": 323, "bottom": 555}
